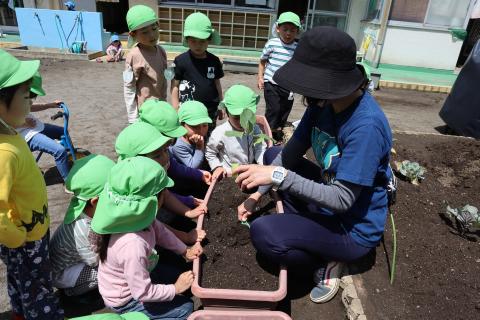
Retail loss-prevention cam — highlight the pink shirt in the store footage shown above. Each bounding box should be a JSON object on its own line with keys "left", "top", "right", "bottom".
{"left": 98, "top": 220, "right": 187, "bottom": 307}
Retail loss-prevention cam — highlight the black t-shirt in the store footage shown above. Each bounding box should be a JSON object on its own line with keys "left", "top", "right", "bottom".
{"left": 173, "top": 50, "right": 224, "bottom": 111}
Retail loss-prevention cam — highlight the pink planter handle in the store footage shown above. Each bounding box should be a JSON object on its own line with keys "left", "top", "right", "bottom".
{"left": 192, "top": 179, "right": 287, "bottom": 309}
{"left": 188, "top": 310, "right": 292, "bottom": 319}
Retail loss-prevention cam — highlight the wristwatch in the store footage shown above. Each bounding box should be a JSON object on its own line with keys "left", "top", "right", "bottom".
{"left": 271, "top": 167, "right": 287, "bottom": 191}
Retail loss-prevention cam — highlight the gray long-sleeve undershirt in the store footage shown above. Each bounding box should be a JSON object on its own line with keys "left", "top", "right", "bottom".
{"left": 259, "top": 136, "right": 362, "bottom": 213}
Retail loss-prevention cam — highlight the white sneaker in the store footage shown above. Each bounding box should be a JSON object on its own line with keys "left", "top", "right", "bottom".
{"left": 309, "top": 261, "right": 342, "bottom": 303}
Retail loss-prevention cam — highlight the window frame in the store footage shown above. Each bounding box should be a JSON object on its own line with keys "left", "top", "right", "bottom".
{"left": 159, "top": 0, "right": 278, "bottom": 12}
{"left": 387, "top": 0, "right": 473, "bottom": 30}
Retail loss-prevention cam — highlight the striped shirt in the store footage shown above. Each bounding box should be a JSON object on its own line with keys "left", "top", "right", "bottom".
{"left": 260, "top": 37, "right": 298, "bottom": 84}
{"left": 50, "top": 213, "right": 98, "bottom": 280}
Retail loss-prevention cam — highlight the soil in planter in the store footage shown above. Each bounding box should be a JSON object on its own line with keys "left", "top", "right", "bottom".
{"left": 201, "top": 178, "right": 280, "bottom": 291}
{"left": 348, "top": 133, "right": 480, "bottom": 320}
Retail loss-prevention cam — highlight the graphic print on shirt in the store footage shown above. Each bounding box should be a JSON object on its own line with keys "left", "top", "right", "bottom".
{"left": 21, "top": 205, "right": 48, "bottom": 232}
{"left": 207, "top": 67, "right": 215, "bottom": 79}
{"left": 311, "top": 127, "right": 340, "bottom": 184}
{"left": 179, "top": 80, "right": 196, "bottom": 102}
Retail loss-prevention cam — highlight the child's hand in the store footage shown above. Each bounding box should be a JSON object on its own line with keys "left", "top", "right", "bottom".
{"left": 257, "top": 77, "right": 264, "bottom": 90}
{"left": 238, "top": 192, "right": 262, "bottom": 222}
{"left": 187, "top": 229, "right": 206, "bottom": 244}
{"left": 189, "top": 134, "right": 204, "bottom": 150}
{"left": 185, "top": 204, "right": 207, "bottom": 219}
{"left": 174, "top": 271, "right": 195, "bottom": 294}
{"left": 201, "top": 170, "right": 212, "bottom": 185}
{"left": 47, "top": 100, "right": 63, "bottom": 108}
{"left": 184, "top": 242, "right": 203, "bottom": 261}
{"left": 212, "top": 167, "right": 226, "bottom": 180}
{"left": 193, "top": 197, "right": 204, "bottom": 206}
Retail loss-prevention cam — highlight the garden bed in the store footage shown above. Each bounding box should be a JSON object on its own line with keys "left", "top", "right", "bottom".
{"left": 201, "top": 178, "right": 279, "bottom": 291}
{"left": 352, "top": 133, "right": 480, "bottom": 319}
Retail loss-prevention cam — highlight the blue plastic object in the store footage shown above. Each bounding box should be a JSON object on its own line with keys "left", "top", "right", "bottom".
{"left": 64, "top": 1, "right": 76, "bottom": 11}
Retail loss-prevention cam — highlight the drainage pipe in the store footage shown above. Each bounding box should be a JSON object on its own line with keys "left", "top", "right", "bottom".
{"left": 374, "top": 0, "right": 393, "bottom": 68}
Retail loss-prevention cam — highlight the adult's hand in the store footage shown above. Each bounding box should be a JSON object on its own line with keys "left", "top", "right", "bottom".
{"left": 237, "top": 191, "right": 262, "bottom": 221}
{"left": 233, "top": 164, "right": 277, "bottom": 191}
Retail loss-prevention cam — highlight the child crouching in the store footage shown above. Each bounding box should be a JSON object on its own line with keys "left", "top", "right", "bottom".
{"left": 92, "top": 156, "right": 202, "bottom": 319}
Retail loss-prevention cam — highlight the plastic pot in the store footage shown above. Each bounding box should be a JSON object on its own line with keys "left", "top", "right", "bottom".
{"left": 188, "top": 310, "right": 292, "bottom": 319}
{"left": 192, "top": 179, "right": 287, "bottom": 309}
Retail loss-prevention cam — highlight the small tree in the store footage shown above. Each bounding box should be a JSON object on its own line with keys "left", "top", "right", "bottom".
{"left": 224, "top": 108, "right": 272, "bottom": 164}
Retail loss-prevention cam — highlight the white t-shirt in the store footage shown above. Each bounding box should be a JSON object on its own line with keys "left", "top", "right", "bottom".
{"left": 16, "top": 114, "right": 45, "bottom": 142}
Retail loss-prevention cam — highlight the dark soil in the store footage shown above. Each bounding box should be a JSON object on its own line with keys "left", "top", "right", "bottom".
{"left": 352, "top": 133, "right": 480, "bottom": 320}
{"left": 201, "top": 178, "right": 279, "bottom": 291}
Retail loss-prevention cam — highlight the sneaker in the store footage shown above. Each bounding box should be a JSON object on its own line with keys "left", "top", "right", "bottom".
{"left": 309, "top": 261, "right": 342, "bottom": 303}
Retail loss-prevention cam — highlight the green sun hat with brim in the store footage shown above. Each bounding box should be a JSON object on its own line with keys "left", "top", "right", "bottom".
{"left": 183, "top": 12, "right": 221, "bottom": 46}
{"left": 91, "top": 156, "right": 174, "bottom": 235}
{"left": 139, "top": 99, "right": 188, "bottom": 138}
{"left": 30, "top": 72, "right": 46, "bottom": 96}
{"left": 0, "top": 49, "right": 40, "bottom": 90}
{"left": 277, "top": 11, "right": 302, "bottom": 29}
{"left": 64, "top": 154, "right": 115, "bottom": 224}
{"left": 115, "top": 122, "right": 171, "bottom": 160}
{"left": 178, "top": 101, "right": 212, "bottom": 126}
{"left": 72, "top": 312, "right": 149, "bottom": 320}
{"left": 220, "top": 84, "right": 260, "bottom": 116}
{"left": 126, "top": 5, "right": 158, "bottom": 32}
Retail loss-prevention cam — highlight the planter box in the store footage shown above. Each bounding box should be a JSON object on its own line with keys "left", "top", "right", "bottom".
{"left": 192, "top": 179, "right": 287, "bottom": 309}
{"left": 188, "top": 310, "right": 292, "bottom": 320}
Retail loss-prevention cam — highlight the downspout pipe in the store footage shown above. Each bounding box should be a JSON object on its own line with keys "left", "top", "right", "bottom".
{"left": 374, "top": 0, "right": 393, "bottom": 68}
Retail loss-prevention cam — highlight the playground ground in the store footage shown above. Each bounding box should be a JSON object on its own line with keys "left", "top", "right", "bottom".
{"left": 0, "top": 58, "right": 455, "bottom": 319}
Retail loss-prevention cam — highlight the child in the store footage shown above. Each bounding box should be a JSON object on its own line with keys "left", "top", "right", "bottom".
{"left": 15, "top": 72, "right": 70, "bottom": 181}
{"left": 206, "top": 85, "right": 266, "bottom": 179}
{"left": 105, "top": 34, "right": 123, "bottom": 62}
{"left": 115, "top": 121, "right": 207, "bottom": 243}
{"left": 124, "top": 5, "right": 167, "bottom": 124}
{"left": 50, "top": 154, "right": 115, "bottom": 296}
{"left": 258, "top": 11, "right": 300, "bottom": 142}
{"left": 170, "top": 101, "right": 211, "bottom": 169}
{"left": 139, "top": 99, "right": 212, "bottom": 198}
{"left": 91, "top": 156, "right": 202, "bottom": 319}
{"left": 0, "top": 49, "right": 64, "bottom": 319}
{"left": 171, "top": 12, "right": 224, "bottom": 131}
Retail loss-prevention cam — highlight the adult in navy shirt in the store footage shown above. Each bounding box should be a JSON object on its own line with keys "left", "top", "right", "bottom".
{"left": 233, "top": 27, "right": 393, "bottom": 304}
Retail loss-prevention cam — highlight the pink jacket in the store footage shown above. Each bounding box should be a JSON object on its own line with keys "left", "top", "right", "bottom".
{"left": 98, "top": 220, "right": 187, "bottom": 307}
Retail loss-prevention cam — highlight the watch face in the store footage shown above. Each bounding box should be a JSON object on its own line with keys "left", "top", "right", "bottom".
{"left": 273, "top": 171, "right": 283, "bottom": 179}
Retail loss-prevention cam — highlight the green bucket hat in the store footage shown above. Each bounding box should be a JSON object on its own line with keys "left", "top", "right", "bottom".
{"left": 91, "top": 156, "right": 174, "bottom": 235}
{"left": 72, "top": 312, "right": 149, "bottom": 320}
{"left": 126, "top": 5, "right": 158, "bottom": 32}
{"left": 277, "top": 11, "right": 302, "bottom": 29}
{"left": 178, "top": 101, "right": 212, "bottom": 126}
{"left": 220, "top": 85, "right": 260, "bottom": 116}
{"left": 30, "top": 72, "right": 46, "bottom": 96}
{"left": 139, "top": 99, "right": 187, "bottom": 138}
{"left": 64, "top": 154, "right": 115, "bottom": 224}
{"left": 183, "top": 12, "right": 221, "bottom": 46}
{"left": 115, "top": 121, "right": 171, "bottom": 160}
{"left": 0, "top": 49, "right": 40, "bottom": 90}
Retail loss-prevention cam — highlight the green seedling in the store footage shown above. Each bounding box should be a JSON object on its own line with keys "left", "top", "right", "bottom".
{"left": 240, "top": 220, "right": 251, "bottom": 228}
{"left": 445, "top": 204, "right": 480, "bottom": 235}
{"left": 394, "top": 160, "right": 425, "bottom": 185}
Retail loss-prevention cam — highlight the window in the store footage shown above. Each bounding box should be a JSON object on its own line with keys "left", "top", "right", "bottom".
{"left": 309, "top": 0, "right": 349, "bottom": 13}
{"left": 365, "top": 0, "right": 383, "bottom": 21}
{"left": 199, "top": 0, "right": 231, "bottom": 5}
{"left": 389, "top": 0, "right": 472, "bottom": 28}
{"left": 235, "top": 0, "right": 275, "bottom": 10}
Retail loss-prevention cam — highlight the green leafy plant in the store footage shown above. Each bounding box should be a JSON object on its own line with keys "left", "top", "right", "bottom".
{"left": 445, "top": 204, "right": 480, "bottom": 235}
{"left": 394, "top": 160, "right": 425, "bottom": 185}
{"left": 225, "top": 108, "right": 272, "bottom": 164}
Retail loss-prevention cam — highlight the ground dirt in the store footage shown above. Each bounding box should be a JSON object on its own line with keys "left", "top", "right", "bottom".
{"left": 201, "top": 178, "right": 279, "bottom": 291}
{"left": 352, "top": 133, "right": 480, "bottom": 320}
{"left": 0, "top": 57, "right": 471, "bottom": 320}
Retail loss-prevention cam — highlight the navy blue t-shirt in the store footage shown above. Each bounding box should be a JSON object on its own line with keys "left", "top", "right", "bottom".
{"left": 293, "top": 92, "right": 393, "bottom": 247}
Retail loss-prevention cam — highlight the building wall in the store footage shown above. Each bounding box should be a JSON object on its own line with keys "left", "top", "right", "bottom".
{"left": 75, "top": 0, "right": 97, "bottom": 12}
{"left": 381, "top": 26, "right": 463, "bottom": 70}
{"left": 129, "top": 0, "right": 157, "bottom": 10}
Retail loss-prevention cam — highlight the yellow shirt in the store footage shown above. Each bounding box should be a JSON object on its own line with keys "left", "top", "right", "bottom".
{"left": 0, "top": 133, "right": 49, "bottom": 248}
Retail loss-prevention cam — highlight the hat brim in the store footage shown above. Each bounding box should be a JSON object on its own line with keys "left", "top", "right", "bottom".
{"left": 184, "top": 117, "right": 213, "bottom": 126}
{"left": 164, "top": 126, "right": 188, "bottom": 138}
{"left": 63, "top": 197, "right": 87, "bottom": 224}
{"left": 141, "top": 135, "right": 171, "bottom": 155}
{"left": 183, "top": 30, "right": 221, "bottom": 46}
{"left": 31, "top": 85, "right": 46, "bottom": 96}
{"left": 273, "top": 58, "right": 365, "bottom": 100}
{"left": 120, "top": 312, "right": 150, "bottom": 320}
{"left": 4, "top": 60, "right": 40, "bottom": 89}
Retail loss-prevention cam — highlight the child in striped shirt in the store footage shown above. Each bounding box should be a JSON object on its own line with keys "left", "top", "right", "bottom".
{"left": 258, "top": 12, "right": 300, "bottom": 142}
